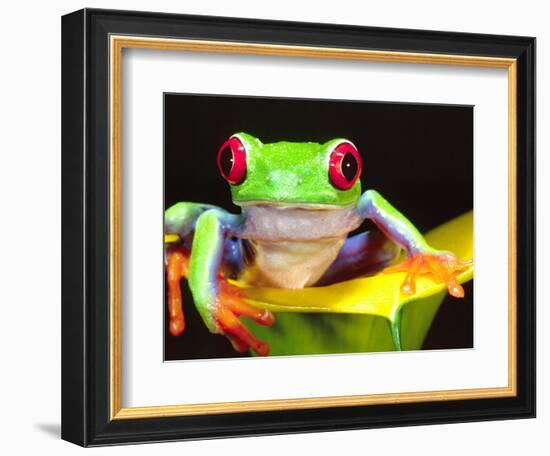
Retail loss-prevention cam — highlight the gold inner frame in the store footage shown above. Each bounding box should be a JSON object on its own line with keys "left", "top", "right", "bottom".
{"left": 109, "top": 35, "right": 518, "bottom": 420}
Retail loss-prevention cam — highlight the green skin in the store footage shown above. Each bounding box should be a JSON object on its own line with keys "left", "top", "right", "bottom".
{"left": 165, "top": 132, "right": 454, "bottom": 341}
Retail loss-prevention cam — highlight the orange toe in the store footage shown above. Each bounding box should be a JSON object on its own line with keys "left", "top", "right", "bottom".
{"left": 215, "top": 282, "right": 273, "bottom": 356}
{"left": 386, "top": 252, "right": 471, "bottom": 299}
{"left": 166, "top": 248, "right": 190, "bottom": 337}
{"left": 169, "top": 316, "right": 185, "bottom": 336}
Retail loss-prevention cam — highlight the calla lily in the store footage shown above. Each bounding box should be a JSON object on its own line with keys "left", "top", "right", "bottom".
{"left": 235, "top": 211, "right": 473, "bottom": 355}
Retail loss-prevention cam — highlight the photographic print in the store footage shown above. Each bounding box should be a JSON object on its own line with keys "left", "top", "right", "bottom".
{"left": 163, "top": 93, "right": 474, "bottom": 360}
{"left": 62, "top": 9, "right": 535, "bottom": 445}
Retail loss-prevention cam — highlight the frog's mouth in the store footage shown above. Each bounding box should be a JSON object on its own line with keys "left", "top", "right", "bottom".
{"left": 239, "top": 204, "right": 362, "bottom": 242}
{"left": 238, "top": 200, "right": 348, "bottom": 211}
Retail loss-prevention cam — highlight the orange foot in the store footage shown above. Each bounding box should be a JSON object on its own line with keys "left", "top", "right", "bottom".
{"left": 214, "top": 280, "right": 275, "bottom": 356}
{"left": 166, "top": 247, "right": 190, "bottom": 336}
{"left": 384, "top": 252, "right": 473, "bottom": 298}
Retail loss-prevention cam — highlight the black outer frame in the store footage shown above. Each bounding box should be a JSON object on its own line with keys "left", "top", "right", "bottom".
{"left": 61, "top": 8, "right": 536, "bottom": 447}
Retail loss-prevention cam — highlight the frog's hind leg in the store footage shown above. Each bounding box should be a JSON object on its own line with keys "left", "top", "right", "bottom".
{"left": 166, "top": 245, "right": 191, "bottom": 336}
{"left": 317, "top": 230, "right": 401, "bottom": 286}
{"left": 165, "top": 236, "right": 245, "bottom": 337}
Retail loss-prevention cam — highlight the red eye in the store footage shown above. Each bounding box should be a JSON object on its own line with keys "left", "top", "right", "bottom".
{"left": 328, "top": 142, "right": 362, "bottom": 190}
{"left": 217, "top": 136, "right": 247, "bottom": 185}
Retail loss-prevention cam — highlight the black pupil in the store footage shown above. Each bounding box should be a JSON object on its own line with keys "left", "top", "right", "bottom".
{"left": 220, "top": 147, "right": 234, "bottom": 177}
{"left": 341, "top": 153, "right": 358, "bottom": 181}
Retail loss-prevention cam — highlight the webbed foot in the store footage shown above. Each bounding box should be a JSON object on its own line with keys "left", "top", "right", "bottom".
{"left": 384, "top": 251, "right": 473, "bottom": 298}
{"left": 214, "top": 280, "right": 275, "bottom": 356}
{"left": 166, "top": 245, "right": 274, "bottom": 355}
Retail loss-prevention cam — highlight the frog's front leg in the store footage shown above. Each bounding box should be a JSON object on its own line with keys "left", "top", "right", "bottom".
{"left": 357, "top": 190, "right": 472, "bottom": 297}
{"left": 165, "top": 202, "right": 218, "bottom": 336}
{"left": 189, "top": 209, "right": 275, "bottom": 355}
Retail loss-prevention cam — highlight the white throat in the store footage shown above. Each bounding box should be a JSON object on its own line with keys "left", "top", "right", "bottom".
{"left": 238, "top": 205, "right": 361, "bottom": 289}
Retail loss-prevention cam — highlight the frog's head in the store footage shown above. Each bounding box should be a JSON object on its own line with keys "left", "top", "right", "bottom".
{"left": 217, "top": 132, "right": 362, "bottom": 208}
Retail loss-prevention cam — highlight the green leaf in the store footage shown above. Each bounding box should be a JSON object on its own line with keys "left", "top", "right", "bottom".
{"left": 236, "top": 211, "right": 473, "bottom": 355}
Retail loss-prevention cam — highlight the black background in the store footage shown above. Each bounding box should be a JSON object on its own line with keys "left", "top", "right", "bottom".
{"left": 164, "top": 93, "right": 473, "bottom": 360}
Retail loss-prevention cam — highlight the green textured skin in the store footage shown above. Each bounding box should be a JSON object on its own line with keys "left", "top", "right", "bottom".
{"left": 164, "top": 202, "right": 215, "bottom": 237}
{"left": 358, "top": 189, "right": 430, "bottom": 254}
{"left": 187, "top": 210, "right": 225, "bottom": 333}
{"left": 230, "top": 132, "right": 361, "bottom": 206}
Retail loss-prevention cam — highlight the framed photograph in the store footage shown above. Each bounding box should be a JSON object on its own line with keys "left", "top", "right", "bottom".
{"left": 61, "top": 8, "right": 535, "bottom": 446}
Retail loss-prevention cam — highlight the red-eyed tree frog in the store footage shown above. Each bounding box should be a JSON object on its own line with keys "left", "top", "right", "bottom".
{"left": 165, "top": 133, "right": 471, "bottom": 355}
